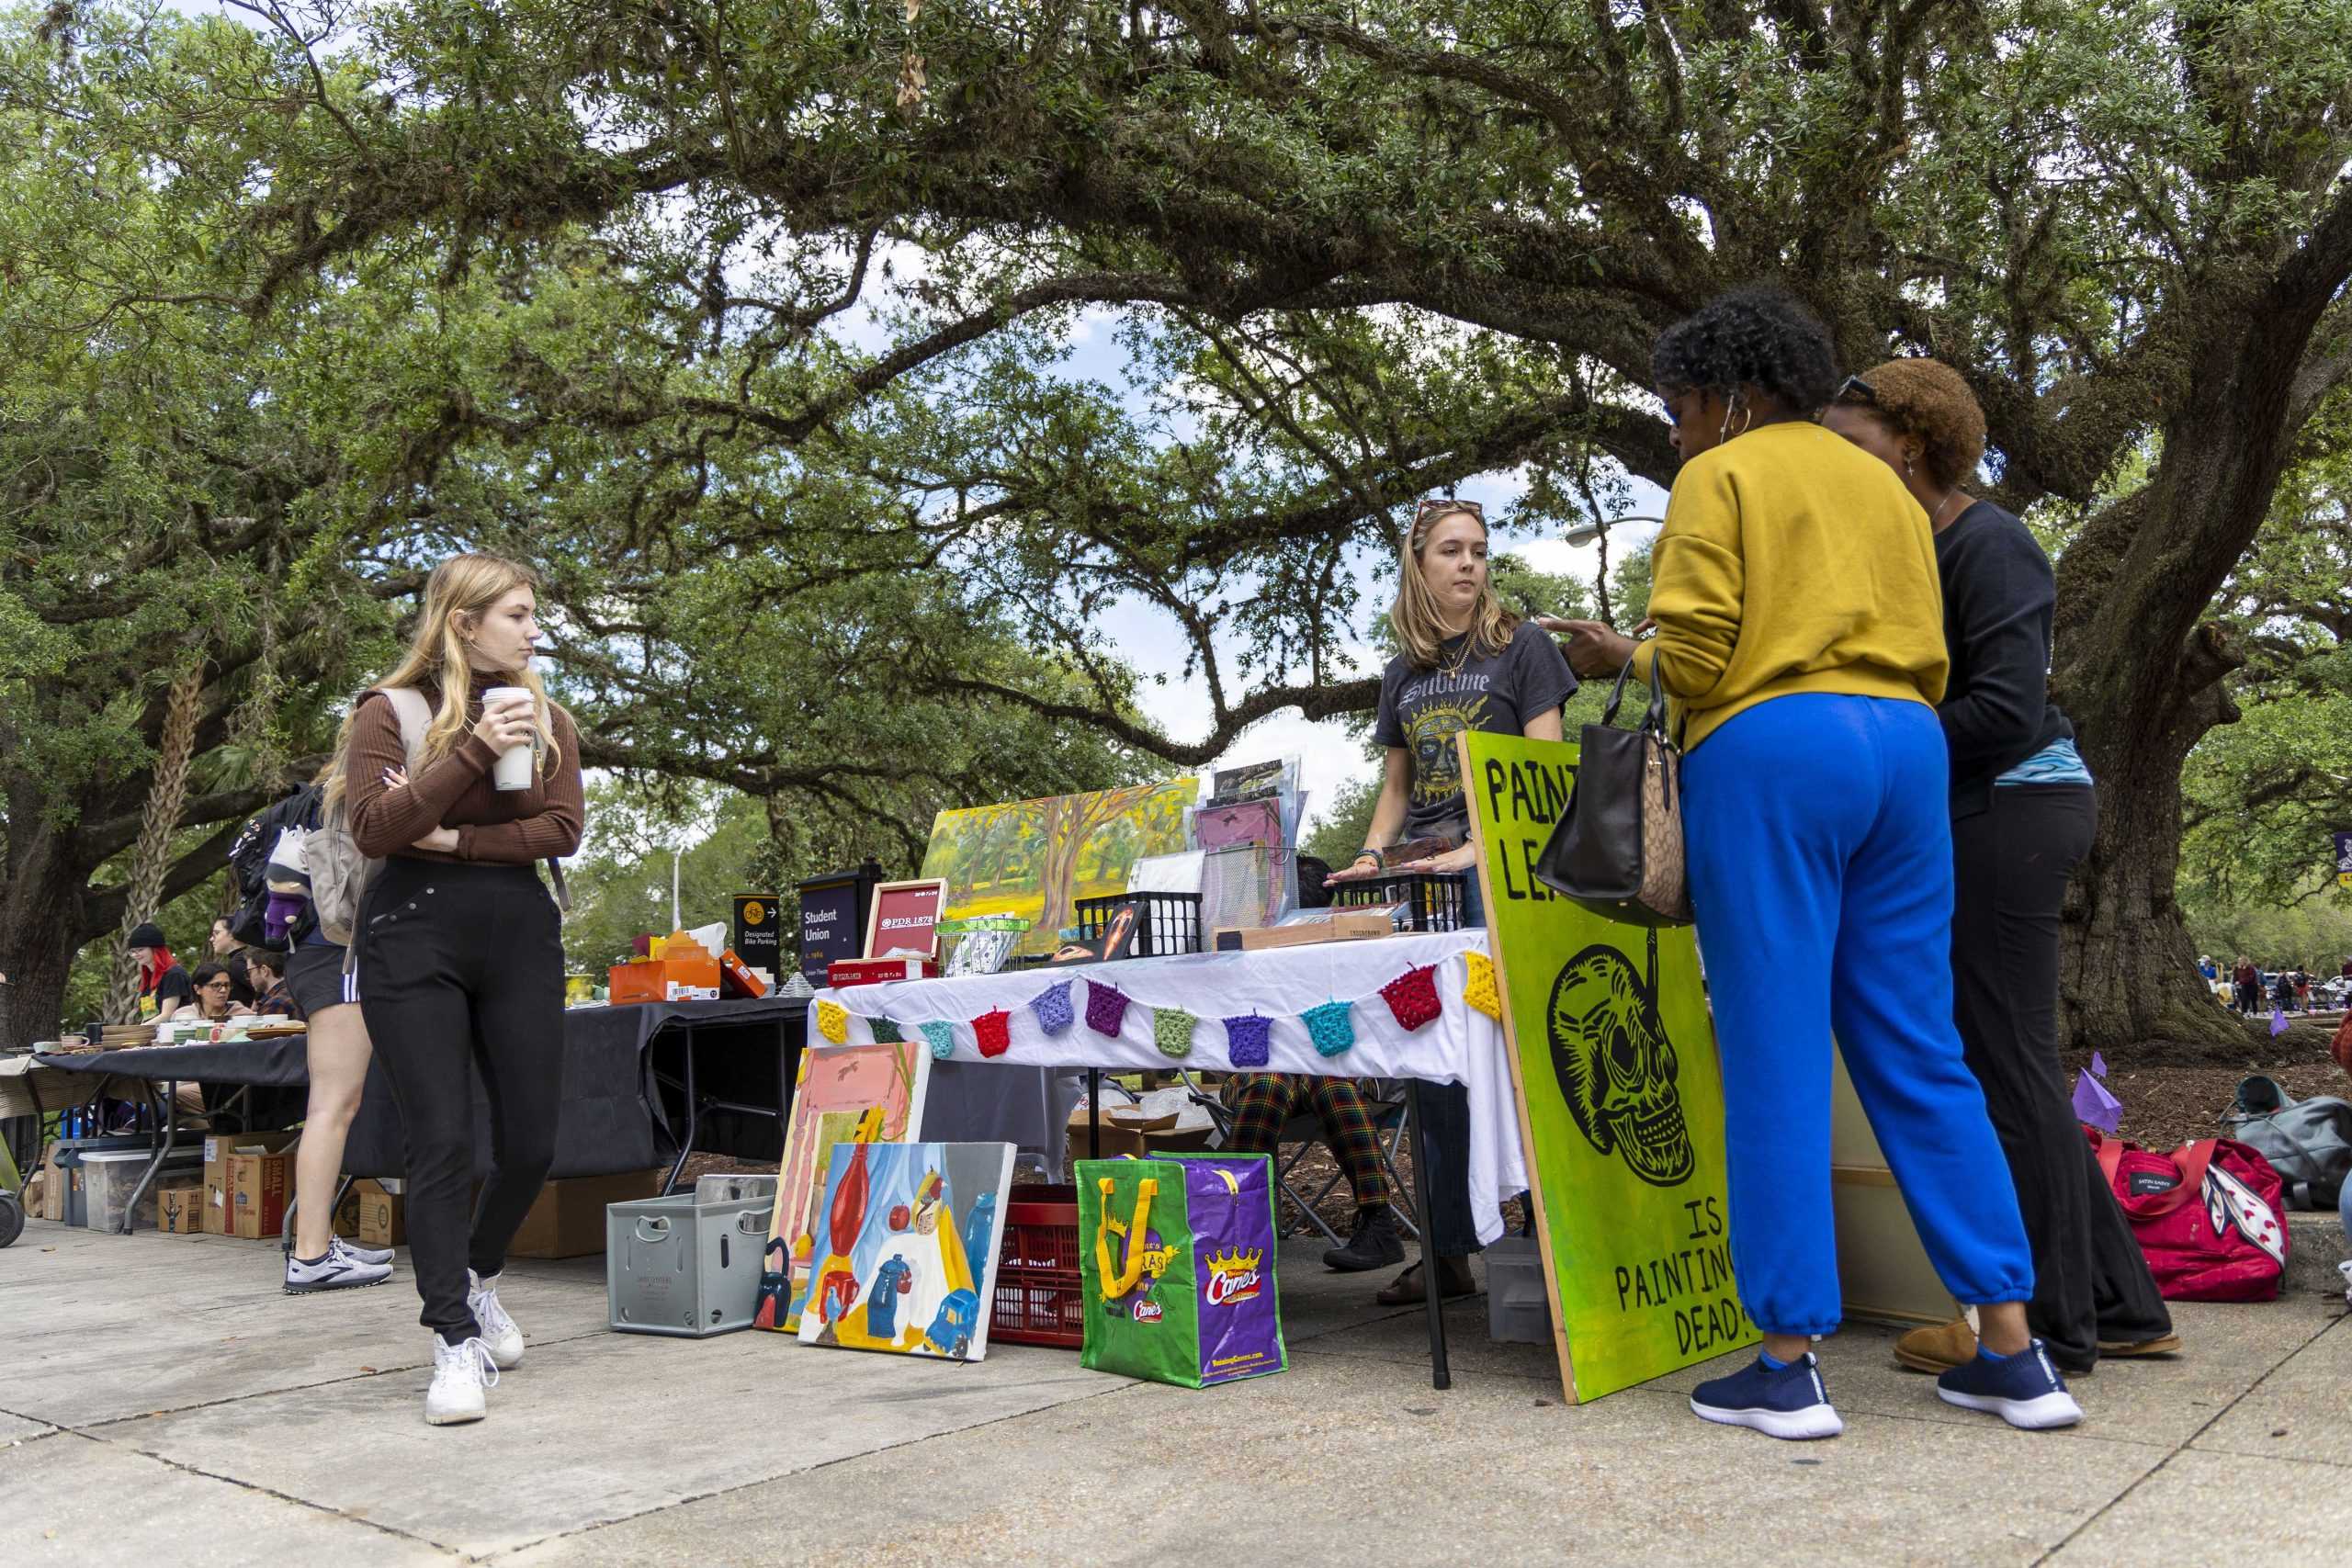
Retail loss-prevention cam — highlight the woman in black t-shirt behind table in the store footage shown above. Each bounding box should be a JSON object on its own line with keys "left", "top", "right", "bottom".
{"left": 1327, "top": 497, "right": 1577, "bottom": 1305}
{"left": 1825, "top": 358, "right": 2175, "bottom": 1374}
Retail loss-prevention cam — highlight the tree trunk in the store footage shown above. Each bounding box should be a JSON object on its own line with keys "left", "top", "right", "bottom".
{"left": 0, "top": 825, "right": 92, "bottom": 1047}
{"left": 104, "top": 671, "right": 207, "bottom": 1022}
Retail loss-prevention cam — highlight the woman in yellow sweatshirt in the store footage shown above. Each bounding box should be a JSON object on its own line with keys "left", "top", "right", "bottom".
{"left": 1555, "top": 288, "right": 2075, "bottom": 1440}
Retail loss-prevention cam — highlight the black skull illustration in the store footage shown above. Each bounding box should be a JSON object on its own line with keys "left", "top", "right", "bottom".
{"left": 1546, "top": 931, "right": 1693, "bottom": 1186}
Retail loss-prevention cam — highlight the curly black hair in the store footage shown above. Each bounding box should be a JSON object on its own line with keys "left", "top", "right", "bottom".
{"left": 1651, "top": 286, "right": 1839, "bottom": 414}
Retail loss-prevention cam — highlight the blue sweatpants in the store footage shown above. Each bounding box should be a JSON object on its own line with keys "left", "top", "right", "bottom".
{"left": 1681, "top": 694, "right": 2034, "bottom": 1336}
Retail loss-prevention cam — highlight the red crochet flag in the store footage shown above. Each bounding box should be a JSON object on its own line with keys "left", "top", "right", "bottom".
{"left": 1380, "top": 964, "right": 1442, "bottom": 1032}
{"left": 974, "top": 1007, "right": 1012, "bottom": 1058}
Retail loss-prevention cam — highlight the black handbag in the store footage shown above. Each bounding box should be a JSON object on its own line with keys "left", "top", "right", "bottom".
{"left": 1532, "top": 651, "right": 1693, "bottom": 928}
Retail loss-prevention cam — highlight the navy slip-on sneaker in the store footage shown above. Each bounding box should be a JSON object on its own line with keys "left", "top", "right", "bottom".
{"left": 1936, "top": 1339, "right": 2083, "bottom": 1430}
{"left": 1690, "top": 1351, "right": 1844, "bottom": 1440}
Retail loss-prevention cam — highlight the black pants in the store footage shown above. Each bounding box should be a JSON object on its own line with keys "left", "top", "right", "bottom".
{"left": 1951, "top": 785, "right": 2170, "bottom": 1371}
{"left": 356, "top": 858, "right": 566, "bottom": 1342}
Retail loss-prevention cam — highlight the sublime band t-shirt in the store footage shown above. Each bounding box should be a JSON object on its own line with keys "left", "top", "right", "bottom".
{"left": 1374, "top": 620, "right": 1577, "bottom": 841}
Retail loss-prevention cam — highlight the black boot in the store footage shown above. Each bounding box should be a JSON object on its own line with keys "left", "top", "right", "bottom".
{"left": 1322, "top": 1205, "right": 1407, "bottom": 1272}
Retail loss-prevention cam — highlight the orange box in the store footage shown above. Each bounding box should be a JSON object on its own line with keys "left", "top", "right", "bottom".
{"left": 227, "top": 1148, "right": 292, "bottom": 1239}
{"left": 718, "top": 947, "right": 766, "bottom": 998}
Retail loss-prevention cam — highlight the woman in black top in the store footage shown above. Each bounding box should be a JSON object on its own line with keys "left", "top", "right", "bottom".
{"left": 1826, "top": 359, "right": 2175, "bottom": 1372}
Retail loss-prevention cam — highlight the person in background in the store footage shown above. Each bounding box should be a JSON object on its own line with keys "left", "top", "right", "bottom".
{"left": 2273, "top": 968, "right": 2299, "bottom": 1014}
{"left": 1327, "top": 495, "right": 1576, "bottom": 1307}
{"left": 280, "top": 756, "right": 394, "bottom": 1296}
{"left": 2234, "top": 957, "right": 2261, "bottom": 1014}
{"left": 185, "top": 963, "right": 248, "bottom": 1023}
{"left": 1825, "top": 356, "right": 2176, "bottom": 1376}
{"left": 244, "top": 950, "right": 297, "bottom": 1020}
{"left": 2199, "top": 956, "right": 2219, "bottom": 984}
{"left": 346, "top": 551, "right": 583, "bottom": 1426}
{"left": 210, "top": 915, "right": 258, "bottom": 1008}
{"left": 1218, "top": 1077, "right": 1404, "bottom": 1270}
{"left": 127, "top": 921, "right": 194, "bottom": 1022}
{"left": 1559, "top": 287, "right": 2073, "bottom": 1439}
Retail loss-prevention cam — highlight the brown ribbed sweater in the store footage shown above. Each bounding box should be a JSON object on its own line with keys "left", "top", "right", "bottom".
{"left": 345, "top": 671, "right": 585, "bottom": 864}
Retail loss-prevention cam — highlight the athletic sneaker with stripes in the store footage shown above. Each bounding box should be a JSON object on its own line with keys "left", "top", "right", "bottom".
{"left": 425, "top": 1336, "right": 499, "bottom": 1426}
{"left": 1935, "top": 1339, "right": 2083, "bottom": 1429}
{"left": 1689, "top": 1350, "right": 1845, "bottom": 1440}
{"left": 284, "top": 1235, "right": 392, "bottom": 1294}
{"left": 468, "top": 1269, "right": 525, "bottom": 1369}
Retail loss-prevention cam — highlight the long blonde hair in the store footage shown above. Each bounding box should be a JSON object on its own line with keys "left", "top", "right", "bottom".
{"left": 1389, "top": 503, "right": 1519, "bottom": 670}
{"left": 322, "top": 553, "right": 559, "bottom": 808}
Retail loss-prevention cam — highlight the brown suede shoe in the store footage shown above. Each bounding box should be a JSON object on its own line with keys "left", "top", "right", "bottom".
{"left": 2097, "top": 1332, "right": 2183, "bottom": 1358}
{"left": 1375, "top": 1256, "right": 1477, "bottom": 1305}
{"left": 1893, "top": 1316, "right": 1978, "bottom": 1373}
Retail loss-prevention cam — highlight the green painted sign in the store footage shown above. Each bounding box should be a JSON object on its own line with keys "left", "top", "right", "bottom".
{"left": 1458, "top": 729, "right": 1757, "bottom": 1403}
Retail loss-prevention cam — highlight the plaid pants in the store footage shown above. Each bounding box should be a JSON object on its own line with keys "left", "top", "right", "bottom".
{"left": 1222, "top": 1075, "right": 1387, "bottom": 1210}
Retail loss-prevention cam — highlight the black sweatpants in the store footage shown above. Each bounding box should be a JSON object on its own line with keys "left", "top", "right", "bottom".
{"left": 1951, "top": 785, "right": 2170, "bottom": 1371}
{"left": 356, "top": 857, "right": 566, "bottom": 1343}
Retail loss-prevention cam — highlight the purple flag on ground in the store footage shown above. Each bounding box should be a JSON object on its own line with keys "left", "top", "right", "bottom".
{"left": 2090, "top": 1050, "right": 2109, "bottom": 1078}
{"left": 2071, "top": 1067, "right": 2123, "bottom": 1134}
{"left": 2270, "top": 1008, "right": 2290, "bottom": 1037}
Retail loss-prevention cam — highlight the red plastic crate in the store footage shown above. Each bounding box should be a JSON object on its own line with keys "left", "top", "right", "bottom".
{"left": 991, "top": 1183, "right": 1085, "bottom": 1348}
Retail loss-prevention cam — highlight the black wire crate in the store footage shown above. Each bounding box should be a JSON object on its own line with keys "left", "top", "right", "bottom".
{"left": 1073, "top": 891, "right": 1204, "bottom": 957}
{"left": 1327, "top": 872, "right": 1469, "bottom": 932}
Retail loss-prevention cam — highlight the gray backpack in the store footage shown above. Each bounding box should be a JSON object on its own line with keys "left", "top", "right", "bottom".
{"left": 2226, "top": 1075, "right": 2352, "bottom": 1210}
{"left": 310, "top": 687, "right": 430, "bottom": 949}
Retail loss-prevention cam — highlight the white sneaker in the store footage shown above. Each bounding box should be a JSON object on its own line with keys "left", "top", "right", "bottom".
{"left": 285, "top": 1239, "right": 392, "bottom": 1294}
{"left": 468, "top": 1269, "right": 525, "bottom": 1369}
{"left": 336, "top": 1235, "right": 396, "bottom": 1268}
{"left": 424, "top": 1337, "right": 498, "bottom": 1426}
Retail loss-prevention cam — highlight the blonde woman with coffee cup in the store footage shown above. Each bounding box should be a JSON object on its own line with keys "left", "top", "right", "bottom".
{"left": 343, "top": 553, "right": 583, "bottom": 1427}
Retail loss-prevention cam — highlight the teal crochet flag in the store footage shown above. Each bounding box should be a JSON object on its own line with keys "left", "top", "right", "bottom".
{"left": 919, "top": 1020, "right": 956, "bottom": 1060}
{"left": 1302, "top": 999, "right": 1355, "bottom": 1058}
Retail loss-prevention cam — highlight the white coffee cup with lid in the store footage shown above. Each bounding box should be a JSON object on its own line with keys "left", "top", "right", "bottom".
{"left": 482, "top": 685, "right": 537, "bottom": 791}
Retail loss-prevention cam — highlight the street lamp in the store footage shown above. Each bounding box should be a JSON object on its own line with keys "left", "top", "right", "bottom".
{"left": 1563, "top": 514, "right": 1663, "bottom": 625}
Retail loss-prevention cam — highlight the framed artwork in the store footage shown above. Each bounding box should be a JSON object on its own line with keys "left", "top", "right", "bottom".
{"left": 864, "top": 878, "right": 946, "bottom": 961}
{"left": 796, "top": 1141, "right": 1017, "bottom": 1361}
{"left": 752, "top": 1041, "right": 932, "bottom": 1335}
{"left": 919, "top": 779, "right": 1200, "bottom": 957}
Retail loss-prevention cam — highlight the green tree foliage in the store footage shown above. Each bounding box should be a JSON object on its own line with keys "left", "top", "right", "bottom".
{"left": 15, "top": 1, "right": 2352, "bottom": 1053}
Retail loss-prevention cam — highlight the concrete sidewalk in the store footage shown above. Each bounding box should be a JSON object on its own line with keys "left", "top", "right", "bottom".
{"left": 5, "top": 1216, "right": 2347, "bottom": 1565}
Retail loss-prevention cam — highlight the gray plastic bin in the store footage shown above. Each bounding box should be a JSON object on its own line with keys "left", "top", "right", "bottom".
{"left": 694, "top": 1172, "right": 776, "bottom": 1206}
{"left": 1485, "top": 1235, "right": 1553, "bottom": 1345}
{"left": 606, "top": 1191, "right": 770, "bottom": 1337}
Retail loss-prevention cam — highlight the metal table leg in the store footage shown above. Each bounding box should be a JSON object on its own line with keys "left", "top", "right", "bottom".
{"left": 662, "top": 1022, "right": 701, "bottom": 1195}
{"left": 1404, "top": 1078, "right": 1451, "bottom": 1391}
{"left": 1087, "top": 1068, "right": 1102, "bottom": 1160}
{"left": 119, "top": 1077, "right": 181, "bottom": 1235}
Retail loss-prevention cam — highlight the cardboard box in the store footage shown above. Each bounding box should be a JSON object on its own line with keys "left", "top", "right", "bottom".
{"left": 204, "top": 1130, "right": 300, "bottom": 1235}
{"left": 1213, "top": 911, "right": 1396, "bottom": 952}
{"left": 718, "top": 947, "right": 767, "bottom": 998}
{"left": 156, "top": 1183, "right": 207, "bottom": 1236}
{"left": 353, "top": 1179, "right": 405, "bottom": 1249}
{"left": 227, "top": 1147, "right": 293, "bottom": 1239}
{"left": 507, "top": 1169, "right": 666, "bottom": 1259}
{"left": 32, "top": 1141, "right": 65, "bottom": 1223}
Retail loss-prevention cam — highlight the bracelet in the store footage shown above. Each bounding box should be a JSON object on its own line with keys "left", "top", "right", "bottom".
{"left": 1354, "top": 848, "right": 1383, "bottom": 864}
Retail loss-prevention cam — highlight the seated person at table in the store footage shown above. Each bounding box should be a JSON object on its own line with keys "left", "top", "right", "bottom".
{"left": 129, "top": 921, "right": 196, "bottom": 1022}
{"left": 244, "top": 950, "right": 299, "bottom": 1020}
{"left": 186, "top": 963, "right": 251, "bottom": 1023}
{"left": 1220, "top": 1075, "right": 1404, "bottom": 1271}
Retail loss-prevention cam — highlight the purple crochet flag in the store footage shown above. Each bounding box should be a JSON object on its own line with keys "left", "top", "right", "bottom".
{"left": 2070, "top": 1067, "right": 2122, "bottom": 1134}
{"left": 2089, "top": 1050, "right": 2109, "bottom": 1078}
{"left": 2270, "top": 1008, "right": 2290, "bottom": 1037}
{"left": 1085, "top": 981, "right": 1130, "bottom": 1038}
{"left": 1033, "top": 979, "right": 1076, "bottom": 1036}
{"left": 1225, "top": 1012, "right": 1272, "bottom": 1068}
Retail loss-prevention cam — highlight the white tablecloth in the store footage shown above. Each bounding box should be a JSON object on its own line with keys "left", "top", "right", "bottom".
{"left": 815, "top": 929, "right": 1526, "bottom": 1245}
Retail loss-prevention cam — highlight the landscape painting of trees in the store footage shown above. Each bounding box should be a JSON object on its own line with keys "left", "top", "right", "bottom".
{"left": 920, "top": 781, "right": 1199, "bottom": 954}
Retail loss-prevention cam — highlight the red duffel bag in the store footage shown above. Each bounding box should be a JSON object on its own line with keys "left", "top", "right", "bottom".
{"left": 2087, "top": 1131, "right": 2290, "bottom": 1302}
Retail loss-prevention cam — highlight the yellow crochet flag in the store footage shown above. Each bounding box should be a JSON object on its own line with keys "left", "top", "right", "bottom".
{"left": 1462, "top": 951, "right": 1502, "bottom": 1021}
{"left": 816, "top": 998, "right": 849, "bottom": 1044}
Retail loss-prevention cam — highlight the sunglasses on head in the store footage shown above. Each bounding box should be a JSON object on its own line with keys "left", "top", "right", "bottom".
{"left": 1835, "top": 374, "right": 1878, "bottom": 405}
{"left": 1414, "top": 497, "right": 1485, "bottom": 525}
